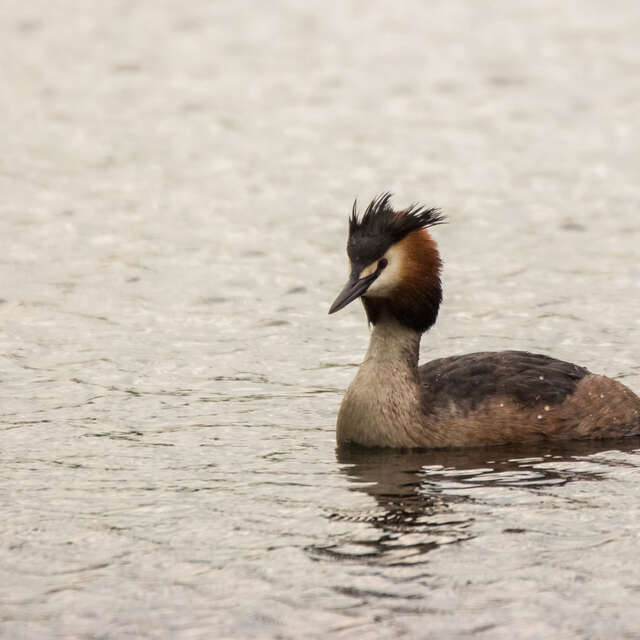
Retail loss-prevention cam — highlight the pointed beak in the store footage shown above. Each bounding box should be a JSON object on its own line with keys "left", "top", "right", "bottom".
{"left": 328, "top": 271, "right": 378, "bottom": 314}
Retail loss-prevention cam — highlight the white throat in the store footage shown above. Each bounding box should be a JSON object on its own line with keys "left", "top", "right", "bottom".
{"left": 363, "top": 314, "right": 421, "bottom": 370}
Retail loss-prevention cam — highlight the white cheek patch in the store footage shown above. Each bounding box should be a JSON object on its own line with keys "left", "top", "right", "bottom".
{"left": 359, "top": 261, "right": 378, "bottom": 279}
{"left": 364, "top": 244, "right": 404, "bottom": 298}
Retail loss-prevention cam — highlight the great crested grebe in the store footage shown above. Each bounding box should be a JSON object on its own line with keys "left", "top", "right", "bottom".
{"left": 329, "top": 193, "right": 640, "bottom": 448}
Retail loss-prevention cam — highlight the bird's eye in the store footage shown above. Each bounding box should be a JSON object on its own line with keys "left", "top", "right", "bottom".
{"left": 378, "top": 258, "right": 388, "bottom": 270}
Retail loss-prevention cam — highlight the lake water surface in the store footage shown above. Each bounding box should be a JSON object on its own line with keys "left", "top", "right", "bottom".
{"left": 2, "top": 1, "right": 640, "bottom": 638}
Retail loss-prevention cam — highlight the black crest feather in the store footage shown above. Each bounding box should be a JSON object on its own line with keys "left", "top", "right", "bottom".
{"left": 347, "top": 192, "right": 444, "bottom": 267}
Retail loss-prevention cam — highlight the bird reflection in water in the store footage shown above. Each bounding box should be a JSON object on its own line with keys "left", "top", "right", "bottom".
{"left": 308, "top": 438, "right": 640, "bottom": 565}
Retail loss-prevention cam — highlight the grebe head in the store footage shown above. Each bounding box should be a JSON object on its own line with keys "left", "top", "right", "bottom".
{"left": 329, "top": 193, "right": 445, "bottom": 333}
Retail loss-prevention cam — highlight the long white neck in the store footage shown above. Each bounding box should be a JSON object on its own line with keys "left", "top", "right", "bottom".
{"left": 363, "top": 318, "right": 421, "bottom": 373}
{"left": 337, "top": 315, "right": 427, "bottom": 447}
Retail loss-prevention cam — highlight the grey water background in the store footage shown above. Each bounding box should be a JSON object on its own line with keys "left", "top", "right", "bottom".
{"left": 2, "top": 1, "right": 640, "bottom": 638}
